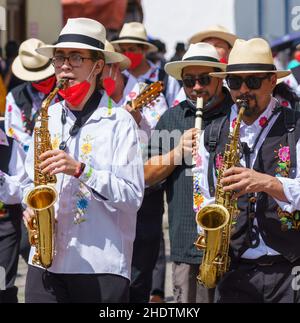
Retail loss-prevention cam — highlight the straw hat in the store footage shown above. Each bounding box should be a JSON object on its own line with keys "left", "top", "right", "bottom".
{"left": 104, "top": 41, "right": 130, "bottom": 70}
{"left": 36, "top": 18, "right": 125, "bottom": 64}
{"left": 164, "top": 42, "right": 226, "bottom": 80}
{"left": 111, "top": 22, "right": 158, "bottom": 53}
{"left": 12, "top": 38, "right": 55, "bottom": 82}
{"left": 210, "top": 38, "right": 291, "bottom": 78}
{"left": 189, "top": 25, "right": 238, "bottom": 47}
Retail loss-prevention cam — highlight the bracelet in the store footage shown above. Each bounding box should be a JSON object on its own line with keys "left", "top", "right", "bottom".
{"left": 74, "top": 162, "right": 86, "bottom": 178}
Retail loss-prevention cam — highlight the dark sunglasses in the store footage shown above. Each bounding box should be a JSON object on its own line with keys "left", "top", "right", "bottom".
{"left": 226, "top": 74, "right": 271, "bottom": 90}
{"left": 182, "top": 74, "right": 212, "bottom": 88}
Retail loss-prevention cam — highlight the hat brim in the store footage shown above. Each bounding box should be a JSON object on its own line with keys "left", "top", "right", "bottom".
{"left": 189, "top": 31, "right": 237, "bottom": 47}
{"left": 164, "top": 60, "right": 227, "bottom": 80}
{"left": 12, "top": 56, "right": 55, "bottom": 82}
{"left": 111, "top": 39, "right": 158, "bottom": 53}
{"left": 210, "top": 69, "right": 291, "bottom": 79}
{"left": 36, "top": 43, "right": 128, "bottom": 65}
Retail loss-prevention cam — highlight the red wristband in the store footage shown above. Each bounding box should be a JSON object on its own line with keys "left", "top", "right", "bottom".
{"left": 74, "top": 162, "right": 86, "bottom": 178}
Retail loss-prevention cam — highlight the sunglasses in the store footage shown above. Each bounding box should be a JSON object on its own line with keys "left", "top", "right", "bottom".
{"left": 226, "top": 74, "right": 271, "bottom": 90}
{"left": 182, "top": 74, "right": 212, "bottom": 88}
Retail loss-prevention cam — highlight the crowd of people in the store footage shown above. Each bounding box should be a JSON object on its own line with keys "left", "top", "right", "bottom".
{"left": 1, "top": 17, "right": 300, "bottom": 303}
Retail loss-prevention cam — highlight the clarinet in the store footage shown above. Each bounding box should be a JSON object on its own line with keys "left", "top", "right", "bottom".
{"left": 192, "top": 97, "right": 203, "bottom": 213}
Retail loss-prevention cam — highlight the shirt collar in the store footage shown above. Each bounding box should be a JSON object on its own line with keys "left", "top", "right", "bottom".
{"left": 231, "top": 96, "right": 278, "bottom": 131}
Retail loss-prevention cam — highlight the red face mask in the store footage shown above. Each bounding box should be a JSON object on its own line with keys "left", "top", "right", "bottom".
{"left": 102, "top": 77, "right": 116, "bottom": 97}
{"left": 31, "top": 76, "right": 56, "bottom": 94}
{"left": 58, "top": 81, "right": 91, "bottom": 107}
{"left": 124, "top": 52, "right": 143, "bottom": 69}
{"left": 295, "top": 52, "right": 300, "bottom": 62}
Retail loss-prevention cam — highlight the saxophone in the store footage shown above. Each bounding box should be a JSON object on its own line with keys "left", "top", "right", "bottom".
{"left": 194, "top": 99, "right": 247, "bottom": 288}
{"left": 25, "top": 79, "right": 67, "bottom": 268}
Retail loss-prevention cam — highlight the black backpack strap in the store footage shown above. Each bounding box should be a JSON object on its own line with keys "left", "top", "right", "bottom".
{"left": 158, "top": 68, "right": 168, "bottom": 96}
{"left": 283, "top": 108, "right": 297, "bottom": 179}
{"left": 205, "top": 116, "right": 227, "bottom": 197}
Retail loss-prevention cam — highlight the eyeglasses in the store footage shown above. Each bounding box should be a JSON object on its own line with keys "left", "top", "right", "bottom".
{"left": 52, "top": 54, "right": 93, "bottom": 68}
{"left": 182, "top": 74, "right": 212, "bottom": 88}
{"left": 226, "top": 74, "right": 271, "bottom": 90}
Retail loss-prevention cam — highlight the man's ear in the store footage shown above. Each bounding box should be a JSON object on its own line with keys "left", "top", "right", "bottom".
{"left": 270, "top": 73, "right": 278, "bottom": 90}
{"left": 95, "top": 59, "right": 105, "bottom": 74}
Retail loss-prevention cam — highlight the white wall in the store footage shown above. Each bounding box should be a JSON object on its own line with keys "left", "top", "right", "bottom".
{"left": 142, "top": 0, "right": 235, "bottom": 59}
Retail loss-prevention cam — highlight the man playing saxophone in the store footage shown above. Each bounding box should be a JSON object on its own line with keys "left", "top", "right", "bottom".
{"left": 196, "top": 38, "right": 300, "bottom": 303}
{"left": 22, "top": 18, "right": 144, "bottom": 303}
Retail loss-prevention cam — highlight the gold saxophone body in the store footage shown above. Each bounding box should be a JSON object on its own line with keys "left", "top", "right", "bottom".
{"left": 194, "top": 99, "right": 247, "bottom": 288}
{"left": 25, "top": 79, "right": 67, "bottom": 268}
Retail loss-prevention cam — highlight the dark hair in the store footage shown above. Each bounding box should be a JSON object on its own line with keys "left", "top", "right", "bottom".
{"left": 5, "top": 41, "right": 19, "bottom": 59}
{"left": 89, "top": 50, "right": 105, "bottom": 62}
{"left": 273, "top": 82, "right": 300, "bottom": 109}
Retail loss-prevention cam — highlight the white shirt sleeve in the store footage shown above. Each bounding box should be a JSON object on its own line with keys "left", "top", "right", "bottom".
{"left": 0, "top": 140, "right": 27, "bottom": 204}
{"left": 165, "top": 76, "right": 181, "bottom": 107}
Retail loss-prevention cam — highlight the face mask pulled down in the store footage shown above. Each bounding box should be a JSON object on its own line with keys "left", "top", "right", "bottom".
{"left": 58, "top": 63, "right": 97, "bottom": 107}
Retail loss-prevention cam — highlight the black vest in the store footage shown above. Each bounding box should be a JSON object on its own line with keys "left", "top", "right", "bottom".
{"left": 0, "top": 121, "right": 23, "bottom": 223}
{"left": 204, "top": 109, "right": 300, "bottom": 262}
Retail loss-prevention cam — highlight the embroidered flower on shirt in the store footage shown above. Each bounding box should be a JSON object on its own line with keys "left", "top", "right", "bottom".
{"left": 51, "top": 134, "right": 61, "bottom": 150}
{"left": 259, "top": 116, "right": 268, "bottom": 128}
{"left": 231, "top": 117, "right": 237, "bottom": 129}
{"left": 172, "top": 99, "right": 180, "bottom": 107}
{"left": 215, "top": 153, "right": 224, "bottom": 170}
{"left": 277, "top": 208, "right": 300, "bottom": 231}
{"left": 281, "top": 100, "right": 289, "bottom": 107}
{"left": 80, "top": 135, "right": 94, "bottom": 163}
{"left": 81, "top": 143, "right": 92, "bottom": 155}
{"left": 77, "top": 198, "right": 88, "bottom": 210}
{"left": 74, "top": 183, "right": 91, "bottom": 224}
{"left": 7, "top": 105, "right": 12, "bottom": 113}
{"left": 196, "top": 154, "right": 202, "bottom": 168}
{"left": 277, "top": 146, "right": 290, "bottom": 163}
{"left": 128, "top": 91, "right": 137, "bottom": 100}
{"left": 193, "top": 173, "right": 204, "bottom": 213}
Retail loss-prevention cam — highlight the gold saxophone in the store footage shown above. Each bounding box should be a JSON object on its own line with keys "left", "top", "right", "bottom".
{"left": 194, "top": 99, "right": 247, "bottom": 288}
{"left": 25, "top": 79, "right": 67, "bottom": 268}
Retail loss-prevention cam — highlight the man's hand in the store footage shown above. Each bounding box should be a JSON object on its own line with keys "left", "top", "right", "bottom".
{"left": 174, "top": 128, "right": 199, "bottom": 161}
{"left": 39, "top": 150, "right": 81, "bottom": 176}
{"left": 220, "top": 166, "right": 287, "bottom": 202}
{"left": 23, "top": 207, "right": 35, "bottom": 230}
{"left": 125, "top": 103, "right": 142, "bottom": 125}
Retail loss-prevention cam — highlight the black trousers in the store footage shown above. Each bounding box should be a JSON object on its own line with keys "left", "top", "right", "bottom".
{"left": 130, "top": 188, "right": 164, "bottom": 303}
{"left": 215, "top": 255, "right": 300, "bottom": 303}
{"left": 25, "top": 265, "right": 130, "bottom": 303}
{"left": 151, "top": 232, "right": 166, "bottom": 298}
{"left": 0, "top": 214, "right": 21, "bottom": 303}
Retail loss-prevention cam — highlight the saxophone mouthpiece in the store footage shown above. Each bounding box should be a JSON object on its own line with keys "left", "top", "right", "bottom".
{"left": 58, "top": 78, "right": 69, "bottom": 89}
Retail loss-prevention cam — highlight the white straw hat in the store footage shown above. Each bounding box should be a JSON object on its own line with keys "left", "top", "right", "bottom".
{"left": 210, "top": 38, "right": 291, "bottom": 78}
{"left": 36, "top": 18, "right": 125, "bottom": 64}
{"left": 104, "top": 41, "right": 130, "bottom": 70}
{"left": 189, "top": 25, "right": 238, "bottom": 47}
{"left": 12, "top": 38, "right": 55, "bottom": 82}
{"left": 111, "top": 22, "right": 158, "bottom": 53}
{"left": 164, "top": 42, "right": 226, "bottom": 80}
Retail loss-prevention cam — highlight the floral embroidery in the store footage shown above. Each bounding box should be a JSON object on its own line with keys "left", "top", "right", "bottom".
{"left": 128, "top": 91, "right": 137, "bottom": 100}
{"left": 231, "top": 117, "right": 237, "bottom": 129}
{"left": 74, "top": 183, "right": 91, "bottom": 224}
{"left": 80, "top": 135, "right": 94, "bottom": 163}
{"left": 193, "top": 173, "right": 204, "bottom": 212}
{"left": 7, "top": 105, "right": 12, "bottom": 113}
{"left": 8, "top": 128, "right": 28, "bottom": 152}
{"left": 196, "top": 154, "right": 202, "bottom": 168}
{"left": 215, "top": 153, "right": 224, "bottom": 170}
{"left": 278, "top": 146, "right": 290, "bottom": 163}
{"left": 274, "top": 145, "right": 300, "bottom": 230}
{"left": 281, "top": 100, "right": 289, "bottom": 107}
{"left": 51, "top": 134, "right": 61, "bottom": 150}
{"left": 81, "top": 143, "right": 92, "bottom": 155}
{"left": 259, "top": 116, "right": 268, "bottom": 128}
{"left": 172, "top": 99, "right": 180, "bottom": 107}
